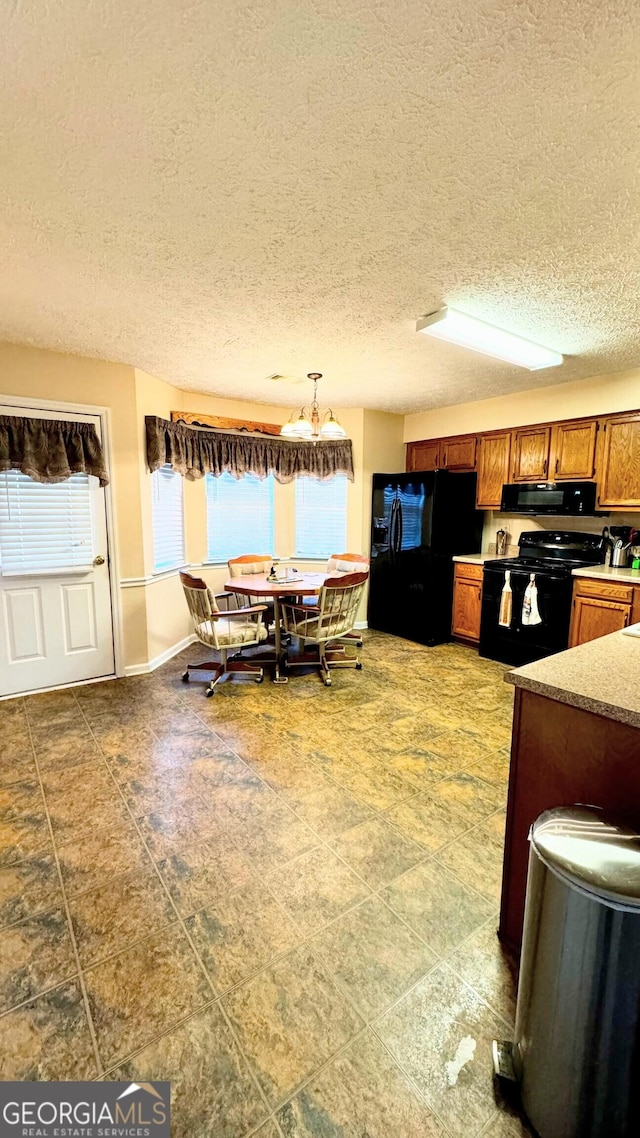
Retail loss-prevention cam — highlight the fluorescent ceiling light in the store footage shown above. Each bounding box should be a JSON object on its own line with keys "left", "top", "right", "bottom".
{"left": 416, "top": 307, "right": 563, "bottom": 370}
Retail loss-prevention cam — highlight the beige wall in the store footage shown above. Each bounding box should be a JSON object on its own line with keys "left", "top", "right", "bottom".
{"left": 404, "top": 367, "right": 640, "bottom": 441}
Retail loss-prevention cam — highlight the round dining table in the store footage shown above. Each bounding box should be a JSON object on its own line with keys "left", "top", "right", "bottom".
{"left": 223, "top": 571, "right": 333, "bottom": 683}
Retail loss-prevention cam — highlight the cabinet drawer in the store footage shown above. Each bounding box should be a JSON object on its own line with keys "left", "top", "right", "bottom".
{"left": 574, "top": 578, "right": 634, "bottom": 604}
{"left": 454, "top": 562, "right": 484, "bottom": 582}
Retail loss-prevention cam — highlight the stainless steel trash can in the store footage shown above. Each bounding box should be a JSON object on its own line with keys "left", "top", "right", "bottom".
{"left": 513, "top": 806, "right": 640, "bottom": 1138}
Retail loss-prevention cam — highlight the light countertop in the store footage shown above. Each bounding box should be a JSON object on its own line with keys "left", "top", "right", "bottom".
{"left": 572, "top": 564, "right": 640, "bottom": 585}
{"left": 452, "top": 553, "right": 510, "bottom": 565}
{"left": 506, "top": 629, "right": 640, "bottom": 729}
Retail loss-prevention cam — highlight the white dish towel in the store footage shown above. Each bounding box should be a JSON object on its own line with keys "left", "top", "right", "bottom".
{"left": 498, "top": 571, "right": 512, "bottom": 627}
{"left": 522, "top": 573, "right": 542, "bottom": 626}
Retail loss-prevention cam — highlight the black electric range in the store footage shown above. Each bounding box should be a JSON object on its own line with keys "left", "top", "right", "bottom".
{"left": 479, "top": 530, "right": 605, "bottom": 666}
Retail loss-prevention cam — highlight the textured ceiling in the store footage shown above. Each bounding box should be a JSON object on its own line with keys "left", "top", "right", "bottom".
{"left": 2, "top": 0, "right": 640, "bottom": 413}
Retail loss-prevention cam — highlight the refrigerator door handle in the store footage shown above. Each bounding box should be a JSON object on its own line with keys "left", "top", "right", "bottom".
{"left": 389, "top": 499, "right": 399, "bottom": 562}
{"left": 395, "top": 501, "right": 403, "bottom": 554}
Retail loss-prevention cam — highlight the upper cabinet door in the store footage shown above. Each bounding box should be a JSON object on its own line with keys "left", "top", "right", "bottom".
{"left": 442, "top": 435, "right": 477, "bottom": 471}
{"left": 406, "top": 439, "right": 440, "bottom": 472}
{"left": 511, "top": 426, "right": 551, "bottom": 481}
{"left": 598, "top": 413, "right": 640, "bottom": 507}
{"left": 476, "top": 431, "right": 512, "bottom": 509}
{"left": 551, "top": 420, "right": 598, "bottom": 480}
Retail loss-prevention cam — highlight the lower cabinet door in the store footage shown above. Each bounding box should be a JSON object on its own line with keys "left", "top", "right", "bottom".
{"left": 570, "top": 596, "right": 630, "bottom": 646}
{"left": 452, "top": 577, "right": 482, "bottom": 642}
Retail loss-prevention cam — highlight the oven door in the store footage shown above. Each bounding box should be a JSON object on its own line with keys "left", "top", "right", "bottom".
{"left": 479, "top": 564, "right": 573, "bottom": 666}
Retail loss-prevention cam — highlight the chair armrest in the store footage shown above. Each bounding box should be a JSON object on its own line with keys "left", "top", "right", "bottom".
{"left": 213, "top": 604, "right": 268, "bottom": 618}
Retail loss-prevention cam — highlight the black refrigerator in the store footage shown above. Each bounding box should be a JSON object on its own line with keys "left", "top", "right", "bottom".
{"left": 368, "top": 470, "right": 483, "bottom": 645}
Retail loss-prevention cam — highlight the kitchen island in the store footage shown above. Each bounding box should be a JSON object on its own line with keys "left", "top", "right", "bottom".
{"left": 499, "top": 627, "right": 640, "bottom": 953}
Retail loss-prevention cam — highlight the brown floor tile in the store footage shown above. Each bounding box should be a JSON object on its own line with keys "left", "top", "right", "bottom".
{"left": 437, "top": 812, "right": 506, "bottom": 903}
{"left": 85, "top": 925, "right": 212, "bottom": 1068}
{"left": 427, "top": 728, "right": 498, "bottom": 765}
{"left": 337, "top": 763, "right": 416, "bottom": 811}
{"left": 0, "top": 777, "right": 42, "bottom": 819}
{"left": 448, "top": 922, "right": 518, "bottom": 1027}
{"left": 481, "top": 1105, "right": 536, "bottom": 1136}
{"left": 0, "top": 851, "right": 62, "bottom": 929}
{"left": 0, "top": 807, "right": 51, "bottom": 867}
{"left": 224, "top": 945, "right": 363, "bottom": 1108}
{"left": 269, "top": 847, "right": 369, "bottom": 936}
{"left": 111, "top": 1002, "right": 268, "bottom": 1137}
{"left": 376, "top": 963, "right": 507, "bottom": 1138}
{"left": 0, "top": 750, "right": 37, "bottom": 788}
{"left": 311, "top": 896, "right": 437, "bottom": 1021}
{"left": 31, "top": 727, "right": 101, "bottom": 773}
{"left": 136, "top": 799, "right": 219, "bottom": 859}
{"left": 385, "top": 793, "right": 470, "bottom": 853}
{"left": 229, "top": 798, "right": 319, "bottom": 872}
{"left": 283, "top": 781, "right": 372, "bottom": 837}
{"left": 382, "top": 859, "right": 493, "bottom": 957}
{"left": 47, "top": 787, "right": 130, "bottom": 848}
{"left": 186, "top": 878, "right": 301, "bottom": 992}
{"left": 39, "top": 759, "right": 113, "bottom": 798}
{"left": 191, "top": 751, "right": 255, "bottom": 790}
{"left": 0, "top": 979, "right": 97, "bottom": 1079}
{"left": 466, "top": 750, "right": 512, "bottom": 788}
{"left": 329, "top": 817, "right": 425, "bottom": 889}
{"left": 431, "top": 771, "right": 506, "bottom": 825}
{"left": 157, "top": 834, "right": 254, "bottom": 916}
{"left": 121, "top": 771, "right": 204, "bottom": 817}
{"left": 57, "top": 822, "right": 149, "bottom": 897}
{"left": 68, "top": 866, "right": 177, "bottom": 966}
{"left": 0, "top": 907, "right": 77, "bottom": 1012}
{"left": 278, "top": 1028, "right": 446, "bottom": 1137}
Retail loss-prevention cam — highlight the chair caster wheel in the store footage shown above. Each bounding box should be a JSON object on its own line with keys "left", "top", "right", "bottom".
{"left": 205, "top": 687, "right": 215, "bottom": 697}
{"left": 355, "top": 661, "right": 363, "bottom": 670}
{"left": 324, "top": 678, "right": 332, "bottom": 687}
{"left": 182, "top": 671, "right": 190, "bottom": 683}
{"left": 255, "top": 674, "right": 264, "bottom": 684}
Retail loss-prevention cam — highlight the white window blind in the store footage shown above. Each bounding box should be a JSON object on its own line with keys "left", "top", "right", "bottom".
{"left": 0, "top": 470, "right": 93, "bottom": 574}
{"left": 152, "top": 465, "right": 185, "bottom": 572}
{"left": 295, "top": 475, "right": 348, "bottom": 558}
{"left": 206, "top": 472, "right": 274, "bottom": 563}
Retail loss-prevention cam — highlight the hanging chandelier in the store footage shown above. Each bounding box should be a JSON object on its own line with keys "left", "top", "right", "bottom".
{"left": 280, "top": 373, "right": 347, "bottom": 441}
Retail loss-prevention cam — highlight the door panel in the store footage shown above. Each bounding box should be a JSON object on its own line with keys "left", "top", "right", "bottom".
{"left": 442, "top": 435, "right": 476, "bottom": 471}
{"left": 476, "top": 432, "right": 512, "bottom": 509}
{"left": 452, "top": 576, "right": 482, "bottom": 641}
{"left": 62, "top": 582, "right": 98, "bottom": 653}
{"left": 0, "top": 406, "right": 114, "bottom": 697}
{"left": 4, "top": 587, "right": 45, "bottom": 661}
{"left": 597, "top": 414, "right": 640, "bottom": 508}
{"left": 551, "top": 420, "right": 597, "bottom": 480}
{"left": 406, "top": 440, "right": 439, "bottom": 471}
{"left": 512, "top": 426, "right": 551, "bottom": 481}
{"left": 570, "top": 596, "right": 630, "bottom": 646}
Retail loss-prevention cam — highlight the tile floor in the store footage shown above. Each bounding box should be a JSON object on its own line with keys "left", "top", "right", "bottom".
{"left": 0, "top": 631, "right": 533, "bottom": 1137}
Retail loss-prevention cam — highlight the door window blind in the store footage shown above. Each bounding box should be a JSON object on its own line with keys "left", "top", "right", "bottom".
{"left": 0, "top": 470, "right": 93, "bottom": 574}
{"left": 206, "top": 472, "right": 274, "bottom": 563}
{"left": 152, "top": 464, "right": 185, "bottom": 572}
{"left": 295, "top": 475, "right": 347, "bottom": 558}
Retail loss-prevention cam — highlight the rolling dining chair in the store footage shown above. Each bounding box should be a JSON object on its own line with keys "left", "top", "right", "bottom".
{"left": 180, "top": 571, "right": 268, "bottom": 696}
{"left": 326, "top": 552, "right": 370, "bottom": 648}
{"left": 280, "top": 571, "right": 369, "bottom": 686}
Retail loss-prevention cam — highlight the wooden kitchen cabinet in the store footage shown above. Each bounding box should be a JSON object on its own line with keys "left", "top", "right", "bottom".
{"left": 476, "top": 431, "right": 512, "bottom": 509}
{"left": 511, "top": 425, "right": 551, "bottom": 481}
{"left": 406, "top": 439, "right": 440, "bottom": 471}
{"left": 570, "top": 594, "right": 631, "bottom": 646}
{"left": 452, "top": 563, "right": 483, "bottom": 644}
{"left": 441, "top": 435, "right": 477, "bottom": 471}
{"left": 550, "top": 419, "right": 598, "bottom": 480}
{"left": 597, "top": 413, "right": 640, "bottom": 508}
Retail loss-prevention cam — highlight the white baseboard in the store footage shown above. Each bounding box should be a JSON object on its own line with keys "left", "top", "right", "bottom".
{"left": 354, "top": 620, "right": 368, "bottom": 630}
{"left": 124, "top": 634, "right": 198, "bottom": 677}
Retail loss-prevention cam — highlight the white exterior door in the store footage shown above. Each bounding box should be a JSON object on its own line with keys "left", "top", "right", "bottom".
{"left": 0, "top": 406, "right": 115, "bottom": 697}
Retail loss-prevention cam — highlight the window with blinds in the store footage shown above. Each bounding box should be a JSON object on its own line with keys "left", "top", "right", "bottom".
{"left": 151, "top": 465, "right": 185, "bottom": 572}
{"left": 0, "top": 470, "right": 94, "bottom": 574}
{"left": 295, "top": 475, "right": 348, "bottom": 558}
{"left": 206, "top": 472, "right": 275, "bottom": 563}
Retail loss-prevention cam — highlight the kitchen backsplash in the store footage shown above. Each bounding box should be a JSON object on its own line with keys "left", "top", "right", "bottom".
{"left": 482, "top": 511, "right": 639, "bottom": 553}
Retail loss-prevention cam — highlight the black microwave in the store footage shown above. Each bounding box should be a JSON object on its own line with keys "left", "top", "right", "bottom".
{"left": 500, "top": 481, "right": 602, "bottom": 516}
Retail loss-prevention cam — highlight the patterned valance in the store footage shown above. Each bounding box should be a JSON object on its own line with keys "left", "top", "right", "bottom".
{"left": 0, "top": 415, "right": 109, "bottom": 486}
{"left": 145, "top": 415, "right": 354, "bottom": 483}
